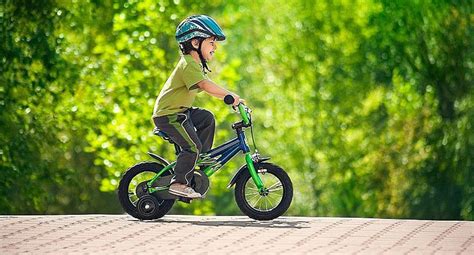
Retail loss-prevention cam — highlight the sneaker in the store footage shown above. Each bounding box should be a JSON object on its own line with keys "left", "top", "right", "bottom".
{"left": 168, "top": 183, "right": 201, "bottom": 199}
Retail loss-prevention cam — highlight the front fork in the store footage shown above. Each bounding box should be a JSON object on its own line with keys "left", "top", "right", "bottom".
{"left": 245, "top": 153, "right": 265, "bottom": 191}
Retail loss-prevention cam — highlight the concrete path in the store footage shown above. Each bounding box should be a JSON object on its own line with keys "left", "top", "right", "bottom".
{"left": 0, "top": 215, "right": 472, "bottom": 254}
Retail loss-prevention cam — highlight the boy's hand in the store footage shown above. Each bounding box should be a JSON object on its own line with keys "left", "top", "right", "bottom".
{"left": 232, "top": 94, "right": 244, "bottom": 106}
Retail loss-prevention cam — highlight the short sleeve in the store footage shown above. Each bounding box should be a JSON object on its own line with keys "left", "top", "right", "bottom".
{"left": 183, "top": 61, "right": 207, "bottom": 90}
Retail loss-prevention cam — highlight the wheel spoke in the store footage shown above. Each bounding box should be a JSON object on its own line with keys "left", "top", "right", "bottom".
{"left": 267, "top": 191, "right": 283, "bottom": 198}
{"left": 247, "top": 182, "right": 258, "bottom": 189}
{"left": 247, "top": 193, "right": 260, "bottom": 202}
{"left": 268, "top": 185, "right": 283, "bottom": 192}
{"left": 125, "top": 171, "right": 158, "bottom": 205}
{"left": 267, "top": 194, "right": 280, "bottom": 205}
{"left": 266, "top": 197, "right": 274, "bottom": 210}
{"left": 252, "top": 195, "right": 263, "bottom": 208}
{"left": 245, "top": 191, "right": 260, "bottom": 196}
{"left": 266, "top": 181, "right": 281, "bottom": 190}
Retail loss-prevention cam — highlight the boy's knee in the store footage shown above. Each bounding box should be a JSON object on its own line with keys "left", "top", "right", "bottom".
{"left": 203, "top": 110, "right": 215, "bottom": 126}
{"left": 185, "top": 140, "right": 202, "bottom": 155}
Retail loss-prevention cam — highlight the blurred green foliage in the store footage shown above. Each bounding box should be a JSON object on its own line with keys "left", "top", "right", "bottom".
{"left": 1, "top": 0, "right": 472, "bottom": 219}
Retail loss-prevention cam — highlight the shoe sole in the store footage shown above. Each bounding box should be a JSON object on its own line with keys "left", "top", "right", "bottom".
{"left": 168, "top": 189, "right": 201, "bottom": 199}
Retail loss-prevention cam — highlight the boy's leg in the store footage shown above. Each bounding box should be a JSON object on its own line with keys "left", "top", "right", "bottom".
{"left": 153, "top": 112, "right": 202, "bottom": 186}
{"left": 188, "top": 107, "right": 215, "bottom": 152}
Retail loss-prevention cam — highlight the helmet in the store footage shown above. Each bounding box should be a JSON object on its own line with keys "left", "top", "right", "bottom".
{"left": 176, "top": 15, "right": 226, "bottom": 43}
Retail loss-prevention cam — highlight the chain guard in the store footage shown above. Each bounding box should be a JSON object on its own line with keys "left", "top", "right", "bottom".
{"left": 191, "top": 170, "right": 210, "bottom": 197}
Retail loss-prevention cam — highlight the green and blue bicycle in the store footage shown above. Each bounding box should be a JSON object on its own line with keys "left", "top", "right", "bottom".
{"left": 117, "top": 95, "right": 293, "bottom": 221}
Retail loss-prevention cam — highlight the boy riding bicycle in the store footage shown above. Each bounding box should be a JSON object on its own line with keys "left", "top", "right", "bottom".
{"left": 152, "top": 15, "right": 242, "bottom": 199}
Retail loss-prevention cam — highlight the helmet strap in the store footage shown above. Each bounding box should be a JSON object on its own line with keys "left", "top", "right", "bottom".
{"left": 196, "top": 39, "right": 211, "bottom": 74}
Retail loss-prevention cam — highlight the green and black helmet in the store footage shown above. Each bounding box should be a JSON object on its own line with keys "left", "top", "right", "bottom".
{"left": 176, "top": 15, "right": 226, "bottom": 73}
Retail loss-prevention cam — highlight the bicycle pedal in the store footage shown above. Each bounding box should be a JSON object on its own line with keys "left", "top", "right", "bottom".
{"left": 178, "top": 197, "right": 192, "bottom": 204}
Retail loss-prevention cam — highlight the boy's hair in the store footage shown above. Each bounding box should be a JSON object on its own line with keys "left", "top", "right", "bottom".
{"left": 179, "top": 37, "right": 205, "bottom": 55}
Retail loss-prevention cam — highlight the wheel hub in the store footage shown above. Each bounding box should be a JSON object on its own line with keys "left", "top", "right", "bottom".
{"left": 259, "top": 188, "right": 270, "bottom": 196}
{"left": 136, "top": 181, "right": 149, "bottom": 198}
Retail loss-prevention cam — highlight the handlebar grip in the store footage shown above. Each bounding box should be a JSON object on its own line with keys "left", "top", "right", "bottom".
{"left": 224, "top": 95, "right": 235, "bottom": 105}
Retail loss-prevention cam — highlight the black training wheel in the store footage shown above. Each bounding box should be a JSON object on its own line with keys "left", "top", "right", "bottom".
{"left": 137, "top": 195, "right": 160, "bottom": 220}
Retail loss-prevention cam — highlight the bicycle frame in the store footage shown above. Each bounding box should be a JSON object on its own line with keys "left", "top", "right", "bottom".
{"left": 146, "top": 117, "right": 264, "bottom": 194}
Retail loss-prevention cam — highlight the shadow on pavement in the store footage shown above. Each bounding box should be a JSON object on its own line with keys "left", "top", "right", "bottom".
{"left": 134, "top": 219, "right": 310, "bottom": 229}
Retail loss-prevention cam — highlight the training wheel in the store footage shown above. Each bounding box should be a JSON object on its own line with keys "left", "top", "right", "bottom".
{"left": 136, "top": 195, "right": 160, "bottom": 220}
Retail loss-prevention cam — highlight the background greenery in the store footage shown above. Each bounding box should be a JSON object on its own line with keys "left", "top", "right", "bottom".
{"left": 1, "top": 0, "right": 472, "bottom": 220}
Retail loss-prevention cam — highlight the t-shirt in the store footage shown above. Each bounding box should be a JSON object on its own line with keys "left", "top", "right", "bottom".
{"left": 152, "top": 54, "right": 207, "bottom": 117}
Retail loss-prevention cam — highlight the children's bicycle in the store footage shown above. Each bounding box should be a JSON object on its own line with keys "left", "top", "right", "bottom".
{"left": 117, "top": 95, "right": 293, "bottom": 221}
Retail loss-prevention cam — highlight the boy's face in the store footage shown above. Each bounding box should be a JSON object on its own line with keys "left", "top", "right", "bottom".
{"left": 193, "top": 37, "right": 217, "bottom": 62}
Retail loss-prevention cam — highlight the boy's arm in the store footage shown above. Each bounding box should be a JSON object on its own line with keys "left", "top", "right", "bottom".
{"left": 197, "top": 79, "right": 241, "bottom": 105}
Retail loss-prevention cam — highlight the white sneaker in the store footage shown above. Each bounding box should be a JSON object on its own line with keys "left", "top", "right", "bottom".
{"left": 168, "top": 183, "right": 201, "bottom": 199}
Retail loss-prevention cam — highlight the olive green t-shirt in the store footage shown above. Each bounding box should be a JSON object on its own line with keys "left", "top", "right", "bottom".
{"left": 152, "top": 54, "right": 207, "bottom": 117}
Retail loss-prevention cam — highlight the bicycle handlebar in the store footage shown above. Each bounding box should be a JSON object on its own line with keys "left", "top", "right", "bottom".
{"left": 223, "top": 94, "right": 235, "bottom": 105}
{"left": 224, "top": 95, "right": 251, "bottom": 126}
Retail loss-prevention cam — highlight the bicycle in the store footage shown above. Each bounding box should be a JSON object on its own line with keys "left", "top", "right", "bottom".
{"left": 117, "top": 95, "right": 293, "bottom": 221}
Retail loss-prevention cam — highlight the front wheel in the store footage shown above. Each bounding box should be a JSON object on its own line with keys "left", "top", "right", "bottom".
{"left": 234, "top": 163, "right": 293, "bottom": 220}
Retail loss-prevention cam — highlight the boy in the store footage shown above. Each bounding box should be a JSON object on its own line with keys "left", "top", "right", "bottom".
{"left": 152, "top": 15, "right": 242, "bottom": 199}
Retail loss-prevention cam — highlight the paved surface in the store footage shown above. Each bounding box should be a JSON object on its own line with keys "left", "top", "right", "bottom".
{"left": 0, "top": 215, "right": 472, "bottom": 254}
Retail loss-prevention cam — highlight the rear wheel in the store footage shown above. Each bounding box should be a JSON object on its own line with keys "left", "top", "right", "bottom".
{"left": 118, "top": 162, "right": 174, "bottom": 220}
{"left": 234, "top": 163, "right": 293, "bottom": 220}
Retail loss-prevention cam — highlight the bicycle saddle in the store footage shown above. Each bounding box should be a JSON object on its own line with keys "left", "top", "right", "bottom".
{"left": 153, "top": 128, "right": 170, "bottom": 140}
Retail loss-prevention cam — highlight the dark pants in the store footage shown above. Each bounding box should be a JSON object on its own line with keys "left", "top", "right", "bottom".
{"left": 153, "top": 107, "right": 215, "bottom": 185}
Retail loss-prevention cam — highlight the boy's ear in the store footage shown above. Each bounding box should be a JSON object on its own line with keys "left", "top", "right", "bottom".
{"left": 191, "top": 38, "right": 200, "bottom": 48}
